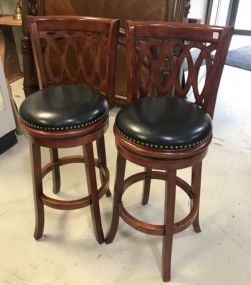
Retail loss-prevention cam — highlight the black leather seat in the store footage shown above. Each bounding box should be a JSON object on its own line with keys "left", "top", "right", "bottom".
{"left": 115, "top": 96, "right": 212, "bottom": 150}
{"left": 20, "top": 85, "right": 109, "bottom": 131}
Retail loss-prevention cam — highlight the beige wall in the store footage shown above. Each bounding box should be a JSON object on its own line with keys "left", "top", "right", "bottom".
{"left": 0, "top": 0, "right": 16, "bottom": 15}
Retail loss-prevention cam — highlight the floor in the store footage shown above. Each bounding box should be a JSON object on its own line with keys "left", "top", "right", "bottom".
{"left": 0, "top": 63, "right": 251, "bottom": 284}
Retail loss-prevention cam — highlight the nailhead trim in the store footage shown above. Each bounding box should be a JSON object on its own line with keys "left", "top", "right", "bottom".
{"left": 117, "top": 128, "right": 210, "bottom": 150}
{"left": 21, "top": 112, "right": 107, "bottom": 131}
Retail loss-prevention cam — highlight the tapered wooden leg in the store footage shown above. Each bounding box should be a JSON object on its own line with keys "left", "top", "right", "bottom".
{"left": 96, "top": 136, "right": 111, "bottom": 197}
{"left": 30, "top": 142, "right": 44, "bottom": 240}
{"left": 141, "top": 168, "right": 152, "bottom": 205}
{"left": 191, "top": 162, "right": 202, "bottom": 233}
{"left": 49, "top": 148, "right": 61, "bottom": 194}
{"left": 162, "top": 170, "right": 176, "bottom": 282}
{"left": 105, "top": 153, "right": 126, "bottom": 243}
{"left": 83, "top": 143, "right": 104, "bottom": 244}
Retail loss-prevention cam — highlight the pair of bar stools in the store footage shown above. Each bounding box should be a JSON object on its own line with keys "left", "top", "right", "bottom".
{"left": 19, "top": 16, "right": 233, "bottom": 281}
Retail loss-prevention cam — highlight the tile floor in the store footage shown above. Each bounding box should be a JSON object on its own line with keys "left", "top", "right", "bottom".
{"left": 0, "top": 64, "right": 251, "bottom": 285}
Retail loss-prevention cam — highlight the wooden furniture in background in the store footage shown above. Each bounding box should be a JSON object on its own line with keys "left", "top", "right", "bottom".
{"left": 0, "top": 16, "right": 22, "bottom": 82}
{"left": 106, "top": 21, "right": 233, "bottom": 281}
{"left": 19, "top": 16, "right": 119, "bottom": 243}
{"left": 21, "top": 0, "right": 191, "bottom": 104}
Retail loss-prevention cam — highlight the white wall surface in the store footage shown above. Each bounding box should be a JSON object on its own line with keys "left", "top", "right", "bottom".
{"left": 0, "top": 59, "right": 16, "bottom": 136}
{"left": 189, "top": 0, "right": 208, "bottom": 23}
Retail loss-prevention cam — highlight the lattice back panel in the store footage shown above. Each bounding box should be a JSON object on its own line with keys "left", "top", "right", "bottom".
{"left": 29, "top": 16, "right": 119, "bottom": 106}
{"left": 126, "top": 22, "right": 233, "bottom": 116}
{"left": 39, "top": 30, "right": 108, "bottom": 91}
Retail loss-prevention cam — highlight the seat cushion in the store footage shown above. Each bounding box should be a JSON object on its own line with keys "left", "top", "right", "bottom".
{"left": 115, "top": 96, "right": 212, "bottom": 150}
{"left": 19, "top": 84, "right": 109, "bottom": 131}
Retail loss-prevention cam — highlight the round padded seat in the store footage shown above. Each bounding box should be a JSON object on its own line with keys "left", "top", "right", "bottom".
{"left": 115, "top": 96, "right": 212, "bottom": 150}
{"left": 19, "top": 84, "right": 109, "bottom": 131}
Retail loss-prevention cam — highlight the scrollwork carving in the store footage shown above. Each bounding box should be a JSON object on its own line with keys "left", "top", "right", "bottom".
{"left": 134, "top": 36, "right": 217, "bottom": 110}
{"left": 40, "top": 31, "right": 109, "bottom": 91}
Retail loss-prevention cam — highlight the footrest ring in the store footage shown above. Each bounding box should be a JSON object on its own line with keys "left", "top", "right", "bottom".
{"left": 119, "top": 171, "right": 198, "bottom": 235}
{"left": 40, "top": 155, "right": 109, "bottom": 210}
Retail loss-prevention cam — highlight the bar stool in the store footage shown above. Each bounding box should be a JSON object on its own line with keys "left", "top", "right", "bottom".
{"left": 19, "top": 16, "right": 119, "bottom": 243}
{"left": 106, "top": 21, "right": 233, "bottom": 280}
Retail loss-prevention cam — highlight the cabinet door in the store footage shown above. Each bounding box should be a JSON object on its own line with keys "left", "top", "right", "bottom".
{"left": 43, "top": 0, "right": 105, "bottom": 16}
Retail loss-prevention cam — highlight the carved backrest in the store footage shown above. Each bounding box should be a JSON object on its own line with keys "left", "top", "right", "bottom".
{"left": 126, "top": 21, "right": 233, "bottom": 117}
{"left": 28, "top": 16, "right": 119, "bottom": 106}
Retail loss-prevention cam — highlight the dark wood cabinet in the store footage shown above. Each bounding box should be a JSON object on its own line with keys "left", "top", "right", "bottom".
{"left": 21, "top": 0, "right": 191, "bottom": 103}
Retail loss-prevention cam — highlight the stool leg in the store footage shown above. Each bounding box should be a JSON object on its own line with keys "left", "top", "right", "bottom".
{"left": 191, "top": 162, "right": 202, "bottom": 233}
{"left": 106, "top": 153, "right": 126, "bottom": 243}
{"left": 30, "top": 142, "right": 44, "bottom": 240}
{"left": 83, "top": 143, "right": 104, "bottom": 244}
{"left": 49, "top": 148, "right": 61, "bottom": 194}
{"left": 162, "top": 170, "right": 176, "bottom": 282}
{"left": 141, "top": 168, "right": 152, "bottom": 205}
{"left": 96, "top": 136, "right": 111, "bottom": 197}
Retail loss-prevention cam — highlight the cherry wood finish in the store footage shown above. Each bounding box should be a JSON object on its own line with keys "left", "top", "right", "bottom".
{"left": 21, "top": 0, "right": 191, "bottom": 103}
{"left": 21, "top": 16, "right": 119, "bottom": 243}
{"left": 106, "top": 21, "right": 233, "bottom": 281}
{"left": 29, "top": 16, "right": 119, "bottom": 106}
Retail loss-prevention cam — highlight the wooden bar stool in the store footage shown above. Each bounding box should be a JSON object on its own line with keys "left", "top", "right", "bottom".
{"left": 19, "top": 16, "right": 119, "bottom": 243}
{"left": 106, "top": 21, "right": 233, "bottom": 280}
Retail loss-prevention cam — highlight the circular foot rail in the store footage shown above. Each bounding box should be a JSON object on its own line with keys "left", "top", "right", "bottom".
{"left": 40, "top": 155, "right": 109, "bottom": 210}
{"left": 119, "top": 171, "right": 198, "bottom": 235}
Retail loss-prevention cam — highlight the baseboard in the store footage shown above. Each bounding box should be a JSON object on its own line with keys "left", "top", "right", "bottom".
{"left": 0, "top": 130, "right": 17, "bottom": 154}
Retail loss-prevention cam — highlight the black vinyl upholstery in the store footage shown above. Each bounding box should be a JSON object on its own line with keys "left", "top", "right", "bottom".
{"left": 115, "top": 96, "right": 212, "bottom": 150}
{"left": 20, "top": 84, "right": 109, "bottom": 131}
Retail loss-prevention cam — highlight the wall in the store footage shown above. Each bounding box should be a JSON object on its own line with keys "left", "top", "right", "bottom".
{"left": 0, "top": 0, "right": 16, "bottom": 15}
{"left": 189, "top": 0, "right": 208, "bottom": 23}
